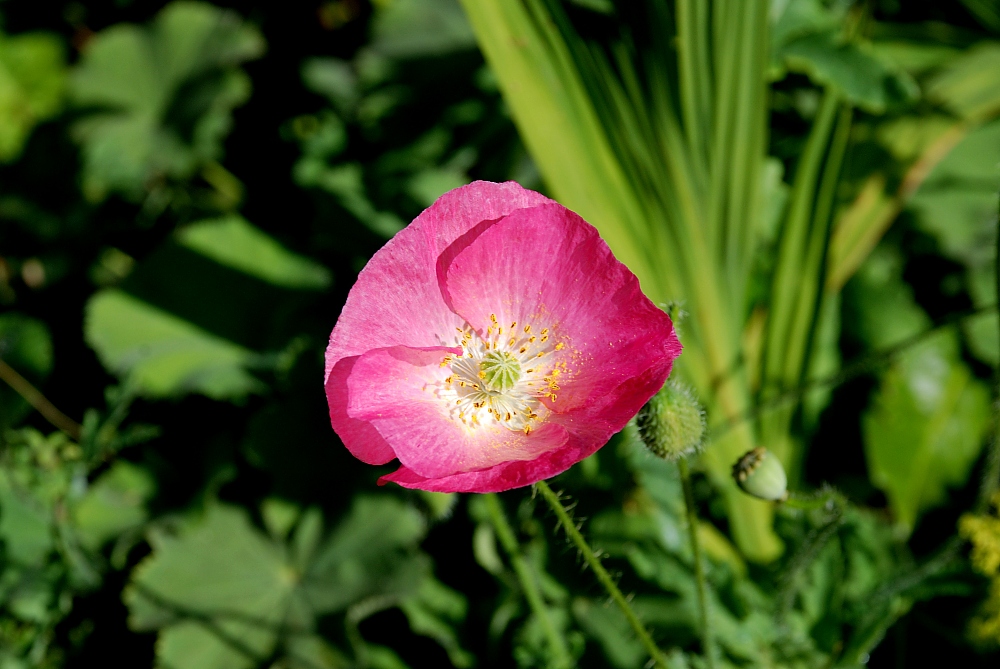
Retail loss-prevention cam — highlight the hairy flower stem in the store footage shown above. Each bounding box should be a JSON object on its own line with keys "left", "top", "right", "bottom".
{"left": 484, "top": 493, "right": 572, "bottom": 669}
{"left": 534, "top": 480, "right": 670, "bottom": 669}
{"left": 678, "top": 458, "right": 716, "bottom": 669}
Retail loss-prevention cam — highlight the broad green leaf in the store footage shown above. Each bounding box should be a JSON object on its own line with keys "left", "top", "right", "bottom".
{"left": 0, "top": 31, "right": 66, "bottom": 162}
{"left": 0, "top": 313, "right": 53, "bottom": 430}
{"left": 125, "top": 498, "right": 462, "bottom": 669}
{"left": 69, "top": 1, "right": 264, "bottom": 201}
{"left": 176, "top": 215, "right": 331, "bottom": 290}
{"left": 126, "top": 504, "right": 295, "bottom": 669}
{"left": 370, "top": 0, "right": 476, "bottom": 58}
{"left": 863, "top": 336, "right": 990, "bottom": 533}
{"left": 781, "top": 33, "right": 918, "bottom": 113}
{"left": 304, "top": 496, "right": 427, "bottom": 613}
{"left": 852, "top": 253, "right": 991, "bottom": 533}
{"left": 84, "top": 289, "right": 264, "bottom": 400}
{"left": 72, "top": 461, "right": 155, "bottom": 552}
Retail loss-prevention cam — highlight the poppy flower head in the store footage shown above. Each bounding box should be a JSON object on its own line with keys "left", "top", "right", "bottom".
{"left": 325, "top": 181, "right": 681, "bottom": 493}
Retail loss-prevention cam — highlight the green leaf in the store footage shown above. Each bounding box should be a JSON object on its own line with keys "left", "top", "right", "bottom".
{"left": 302, "top": 58, "right": 358, "bottom": 114}
{"left": 399, "top": 578, "right": 473, "bottom": 668}
{"left": 925, "top": 42, "right": 1000, "bottom": 121}
{"left": 0, "top": 31, "right": 66, "bottom": 162}
{"left": 863, "top": 335, "right": 990, "bottom": 533}
{"left": 0, "top": 313, "right": 53, "bottom": 430}
{"left": 571, "top": 597, "right": 646, "bottom": 669}
{"left": 71, "top": 461, "right": 155, "bottom": 552}
{"left": 293, "top": 161, "right": 405, "bottom": 238}
{"left": 126, "top": 504, "right": 296, "bottom": 669}
{"left": 84, "top": 289, "right": 265, "bottom": 400}
{"left": 853, "top": 253, "right": 992, "bottom": 533}
{"left": 304, "top": 497, "right": 428, "bottom": 613}
{"left": 69, "top": 1, "right": 264, "bottom": 201}
{"left": 176, "top": 215, "right": 331, "bottom": 290}
{"left": 405, "top": 168, "right": 468, "bottom": 208}
{"left": 781, "top": 33, "right": 918, "bottom": 113}
{"left": 0, "top": 468, "right": 53, "bottom": 566}
{"left": 124, "top": 498, "right": 461, "bottom": 669}
{"left": 370, "top": 0, "right": 476, "bottom": 58}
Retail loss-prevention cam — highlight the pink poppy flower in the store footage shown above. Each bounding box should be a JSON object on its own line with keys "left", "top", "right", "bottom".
{"left": 324, "top": 181, "right": 681, "bottom": 493}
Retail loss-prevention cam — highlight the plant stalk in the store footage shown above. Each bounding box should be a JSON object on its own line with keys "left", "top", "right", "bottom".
{"left": 0, "top": 357, "right": 82, "bottom": 439}
{"left": 678, "top": 458, "right": 715, "bottom": 669}
{"left": 535, "top": 480, "right": 669, "bottom": 668}
{"left": 484, "top": 493, "right": 572, "bottom": 669}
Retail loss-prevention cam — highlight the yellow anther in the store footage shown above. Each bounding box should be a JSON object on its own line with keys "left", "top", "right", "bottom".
{"left": 490, "top": 314, "right": 498, "bottom": 323}
{"left": 523, "top": 325, "right": 531, "bottom": 333}
{"left": 555, "top": 342, "right": 565, "bottom": 351}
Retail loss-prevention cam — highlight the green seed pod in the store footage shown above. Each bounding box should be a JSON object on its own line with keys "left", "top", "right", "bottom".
{"left": 732, "top": 447, "right": 788, "bottom": 501}
{"left": 636, "top": 379, "right": 706, "bottom": 460}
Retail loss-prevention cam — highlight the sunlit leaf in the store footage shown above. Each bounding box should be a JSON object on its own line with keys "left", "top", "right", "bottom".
{"left": 72, "top": 461, "right": 155, "bottom": 552}
{"left": 84, "top": 289, "right": 265, "bottom": 400}
{"left": 176, "top": 215, "right": 331, "bottom": 290}
{"left": 852, "top": 252, "right": 991, "bottom": 533}
{"left": 0, "top": 31, "right": 66, "bottom": 162}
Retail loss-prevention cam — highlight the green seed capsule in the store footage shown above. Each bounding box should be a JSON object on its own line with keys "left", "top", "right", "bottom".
{"left": 636, "top": 379, "right": 705, "bottom": 461}
{"left": 732, "top": 447, "right": 788, "bottom": 501}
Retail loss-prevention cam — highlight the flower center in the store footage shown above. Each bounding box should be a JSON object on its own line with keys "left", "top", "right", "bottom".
{"left": 479, "top": 351, "right": 521, "bottom": 392}
{"left": 435, "top": 314, "right": 567, "bottom": 435}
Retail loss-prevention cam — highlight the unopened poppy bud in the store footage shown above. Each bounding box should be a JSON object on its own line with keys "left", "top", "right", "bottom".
{"left": 732, "top": 447, "right": 787, "bottom": 501}
{"left": 636, "top": 379, "right": 705, "bottom": 460}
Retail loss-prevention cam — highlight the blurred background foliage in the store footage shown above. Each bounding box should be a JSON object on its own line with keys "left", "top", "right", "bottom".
{"left": 0, "top": 0, "right": 999, "bottom": 667}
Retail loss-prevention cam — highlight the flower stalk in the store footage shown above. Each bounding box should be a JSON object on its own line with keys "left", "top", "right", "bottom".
{"left": 484, "top": 493, "right": 572, "bottom": 669}
{"left": 678, "top": 458, "right": 716, "bottom": 669}
{"left": 534, "top": 480, "right": 670, "bottom": 669}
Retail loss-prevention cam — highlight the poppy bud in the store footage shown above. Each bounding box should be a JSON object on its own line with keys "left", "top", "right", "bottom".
{"left": 636, "top": 379, "right": 705, "bottom": 461}
{"left": 732, "top": 447, "right": 788, "bottom": 501}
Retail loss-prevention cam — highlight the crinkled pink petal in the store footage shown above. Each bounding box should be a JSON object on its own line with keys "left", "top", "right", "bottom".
{"left": 442, "top": 203, "right": 680, "bottom": 416}
{"left": 346, "top": 346, "right": 569, "bottom": 478}
{"left": 324, "top": 181, "right": 552, "bottom": 383}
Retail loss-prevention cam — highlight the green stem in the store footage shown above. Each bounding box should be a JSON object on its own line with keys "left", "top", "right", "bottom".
{"left": 535, "top": 480, "right": 669, "bottom": 668}
{"left": 677, "top": 458, "right": 715, "bottom": 669}
{"left": 484, "top": 493, "right": 572, "bottom": 669}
